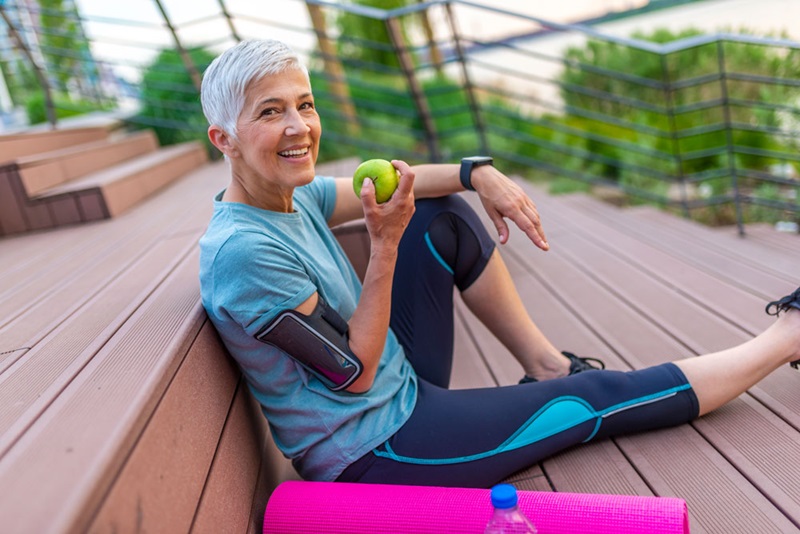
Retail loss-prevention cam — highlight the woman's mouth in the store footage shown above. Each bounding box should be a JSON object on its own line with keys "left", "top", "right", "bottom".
{"left": 278, "top": 147, "right": 309, "bottom": 158}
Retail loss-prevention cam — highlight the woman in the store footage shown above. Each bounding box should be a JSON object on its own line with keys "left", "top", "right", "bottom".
{"left": 199, "top": 39, "right": 800, "bottom": 487}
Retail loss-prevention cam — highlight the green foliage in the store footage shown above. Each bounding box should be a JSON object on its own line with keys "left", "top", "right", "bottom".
{"left": 0, "top": 59, "right": 39, "bottom": 106}
{"left": 555, "top": 27, "right": 800, "bottom": 224}
{"left": 24, "top": 90, "right": 107, "bottom": 125}
{"left": 134, "top": 47, "right": 215, "bottom": 152}
{"left": 336, "top": 0, "right": 411, "bottom": 69}
{"left": 39, "top": 0, "right": 89, "bottom": 92}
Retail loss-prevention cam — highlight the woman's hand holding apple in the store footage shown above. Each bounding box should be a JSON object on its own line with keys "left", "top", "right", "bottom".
{"left": 358, "top": 159, "right": 416, "bottom": 256}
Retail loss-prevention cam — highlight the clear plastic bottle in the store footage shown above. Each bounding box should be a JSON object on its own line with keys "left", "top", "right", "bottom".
{"left": 483, "top": 484, "right": 538, "bottom": 534}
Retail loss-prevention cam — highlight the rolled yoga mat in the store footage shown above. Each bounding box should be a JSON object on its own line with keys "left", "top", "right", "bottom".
{"left": 263, "top": 481, "right": 690, "bottom": 534}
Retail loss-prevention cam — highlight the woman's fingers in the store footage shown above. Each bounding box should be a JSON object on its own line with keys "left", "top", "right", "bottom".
{"left": 359, "top": 177, "right": 377, "bottom": 208}
{"left": 391, "top": 159, "right": 415, "bottom": 197}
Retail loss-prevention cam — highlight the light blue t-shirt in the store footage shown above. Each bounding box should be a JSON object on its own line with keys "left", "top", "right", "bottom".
{"left": 198, "top": 175, "right": 417, "bottom": 481}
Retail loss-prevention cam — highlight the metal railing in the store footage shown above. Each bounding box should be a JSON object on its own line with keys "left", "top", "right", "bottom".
{"left": 0, "top": 0, "right": 797, "bottom": 232}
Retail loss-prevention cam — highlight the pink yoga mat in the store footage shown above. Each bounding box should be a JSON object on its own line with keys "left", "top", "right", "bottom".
{"left": 264, "top": 481, "right": 690, "bottom": 534}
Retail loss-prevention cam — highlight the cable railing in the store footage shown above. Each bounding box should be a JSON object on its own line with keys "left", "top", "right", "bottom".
{"left": 0, "top": 0, "right": 796, "bottom": 232}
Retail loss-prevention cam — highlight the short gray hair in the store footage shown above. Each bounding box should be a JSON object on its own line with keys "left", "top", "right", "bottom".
{"left": 201, "top": 39, "right": 308, "bottom": 140}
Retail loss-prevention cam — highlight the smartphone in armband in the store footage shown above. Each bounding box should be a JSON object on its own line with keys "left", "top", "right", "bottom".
{"left": 254, "top": 298, "right": 363, "bottom": 391}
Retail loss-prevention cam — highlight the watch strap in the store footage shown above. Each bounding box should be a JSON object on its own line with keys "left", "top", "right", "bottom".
{"left": 460, "top": 157, "right": 493, "bottom": 191}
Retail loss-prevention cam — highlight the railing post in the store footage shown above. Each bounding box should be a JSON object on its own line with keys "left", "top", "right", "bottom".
{"left": 384, "top": 13, "right": 442, "bottom": 162}
{"left": 415, "top": 0, "right": 443, "bottom": 77}
{"left": 716, "top": 39, "right": 745, "bottom": 237}
{"left": 0, "top": 6, "right": 57, "bottom": 128}
{"left": 216, "top": 0, "right": 241, "bottom": 42}
{"left": 306, "top": 3, "right": 360, "bottom": 136}
{"left": 152, "top": 0, "right": 203, "bottom": 92}
{"left": 444, "top": 2, "right": 489, "bottom": 156}
{"left": 660, "top": 53, "right": 690, "bottom": 218}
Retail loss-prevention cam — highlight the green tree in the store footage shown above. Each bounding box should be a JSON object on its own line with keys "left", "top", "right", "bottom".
{"left": 0, "top": 59, "right": 39, "bottom": 107}
{"left": 336, "top": 0, "right": 412, "bottom": 69}
{"left": 134, "top": 47, "right": 216, "bottom": 151}
{"left": 559, "top": 28, "right": 800, "bottom": 180}
{"left": 39, "top": 0, "right": 97, "bottom": 96}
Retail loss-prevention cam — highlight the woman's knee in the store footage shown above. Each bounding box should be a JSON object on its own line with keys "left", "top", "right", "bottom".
{"left": 417, "top": 196, "right": 496, "bottom": 290}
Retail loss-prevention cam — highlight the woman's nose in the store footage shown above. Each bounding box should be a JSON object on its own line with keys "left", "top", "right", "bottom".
{"left": 284, "top": 109, "right": 311, "bottom": 136}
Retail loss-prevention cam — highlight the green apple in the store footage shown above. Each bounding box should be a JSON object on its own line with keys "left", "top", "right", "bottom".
{"left": 352, "top": 159, "right": 400, "bottom": 204}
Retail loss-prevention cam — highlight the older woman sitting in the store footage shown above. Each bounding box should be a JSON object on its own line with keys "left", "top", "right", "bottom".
{"left": 198, "top": 39, "right": 800, "bottom": 487}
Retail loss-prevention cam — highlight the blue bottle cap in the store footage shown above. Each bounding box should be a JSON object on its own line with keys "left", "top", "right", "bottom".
{"left": 490, "top": 484, "right": 518, "bottom": 509}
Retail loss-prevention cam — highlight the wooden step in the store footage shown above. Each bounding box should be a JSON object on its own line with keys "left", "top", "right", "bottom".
{"left": 17, "top": 130, "right": 160, "bottom": 196}
{"left": 0, "top": 126, "right": 110, "bottom": 162}
{"left": 0, "top": 141, "right": 209, "bottom": 236}
{"left": 36, "top": 141, "right": 208, "bottom": 217}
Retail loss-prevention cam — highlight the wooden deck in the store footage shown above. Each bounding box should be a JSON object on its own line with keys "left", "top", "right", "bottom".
{"left": 0, "top": 158, "right": 798, "bottom": 533}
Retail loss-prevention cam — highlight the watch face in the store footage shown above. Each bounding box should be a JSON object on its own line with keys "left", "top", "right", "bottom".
{"left": 464, "top": 156, "right": 492, "bottom": 164}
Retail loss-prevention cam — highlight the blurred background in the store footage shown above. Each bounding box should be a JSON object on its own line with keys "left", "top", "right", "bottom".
{"left": 0, "top": 0, "right": 798, "bottom": 231}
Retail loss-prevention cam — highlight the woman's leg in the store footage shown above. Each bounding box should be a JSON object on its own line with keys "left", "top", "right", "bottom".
{"left": 676, "top": 309, "right": 800, "bottom": 415}
{"left": 338, "top": 310, "right": 799, "bottom": 487}
{"left": 337, "top": 362, "right": 697, "bottom": 487}
{"left": 392, "top": 195, "right": 573, "bottom": 384}
{"left": 461, "top": 249, "right": 569, "bottom": 380}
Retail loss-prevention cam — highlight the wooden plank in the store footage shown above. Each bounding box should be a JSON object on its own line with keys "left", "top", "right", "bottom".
{"left": 18, "top": 130, "right": 158, "bottom": 195}
{"left": 619, "top": 424, "right": 796, "bottom": 534}
{"left": 526, "top": 228, "right": 800, "bottom": 522}
{"left": 190, "top": 381, "right": 270, "bottom": 534}
{"left": 38, "top": 143, "right": 205, "bottom": 195}
{"left": 599, "top": 203, "right": 800, "bottom": 282}
{"left": 331, "top": 221, "right": 370, "bottom": 283}
{"left": 557, "top": 193, "right": 795, "bottom": 295}
{"left": 460, "top": 191, "right": 800, "bottom": 531}
{"left": 47, "top": 193, "right": 82, "bottom": 226}
{"left": 0, "top": 161, "right": 223, "bottom": 353}
{"left": 245, "top": 426, "right": 301, "bottom": 534}
{"left": 0, "top": 168, "right": 27, "bottom": 235}
{"left": 86, "top": 321, "right": 240, "bottom": 534}
{"left": 0, "top": 236, "right": 201, "bottom": 446}
{"left": 0, "top": 127, "right": 109, "bottom": 162}
{"left": 0, "top": 251, "right": 206, "bottom": 533}
{"left": 734, "top": 223, "right": 800, "bottom": 256}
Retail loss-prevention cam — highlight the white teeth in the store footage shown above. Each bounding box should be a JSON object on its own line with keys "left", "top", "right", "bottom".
{"left": 278, "top": 148, "right": 309, "bottom": 157}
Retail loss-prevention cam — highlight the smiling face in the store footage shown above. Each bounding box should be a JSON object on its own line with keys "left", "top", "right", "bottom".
{"left": 216, "top": 68, "right": 321, "bottom": 209}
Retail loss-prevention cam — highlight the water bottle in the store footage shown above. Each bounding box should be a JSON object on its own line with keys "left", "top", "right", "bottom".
{"left": 484, "top": 484, "right": 538, "bottom": 534}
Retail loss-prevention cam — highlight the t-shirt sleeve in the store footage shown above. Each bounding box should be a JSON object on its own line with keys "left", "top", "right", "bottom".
{"left": 211, "top": 230, "right": 317, "bottom": 336}
{"left": 302, "top": 175, "right": 337, "bottom": 222}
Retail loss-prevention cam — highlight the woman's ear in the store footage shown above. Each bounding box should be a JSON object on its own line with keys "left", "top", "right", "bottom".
{"left": 208, "top": 125, "right": 238, "bottom": 158}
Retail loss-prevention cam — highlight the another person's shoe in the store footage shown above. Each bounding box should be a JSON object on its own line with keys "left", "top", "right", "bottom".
{"left": 519, "top": 351, "right": 606, "bottom": 384}
{"left": 765, "top": 287, "right": 800, "bottom": 369}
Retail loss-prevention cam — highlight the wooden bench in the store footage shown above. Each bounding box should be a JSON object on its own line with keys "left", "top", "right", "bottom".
{"left": 1, "top": 158, "right": 799, "bottom": 533}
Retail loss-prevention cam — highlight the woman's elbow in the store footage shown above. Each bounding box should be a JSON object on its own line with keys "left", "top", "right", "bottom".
{"left": 345, "top": 365, "right": 378, "bottom": 393}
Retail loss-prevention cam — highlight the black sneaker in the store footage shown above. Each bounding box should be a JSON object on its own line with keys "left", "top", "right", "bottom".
{"left": 519, "top": 351, "right": 606, "bottom": 384}
{"left": 766, "top": 287, "right": 800, "bottom": 369}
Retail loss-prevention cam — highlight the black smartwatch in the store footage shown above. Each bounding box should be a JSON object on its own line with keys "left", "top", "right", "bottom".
{"left": 460, "top": 156, "right": 493, "bottom": 191}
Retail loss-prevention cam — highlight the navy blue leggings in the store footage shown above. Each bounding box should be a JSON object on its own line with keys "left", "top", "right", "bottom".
{"left": 337, "top": 196, "right": 699, "bottom": 487}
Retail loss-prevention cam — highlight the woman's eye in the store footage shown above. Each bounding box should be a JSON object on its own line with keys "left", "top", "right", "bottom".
{"left": 260, "top": 108, "right": 277, "bottom": 117}
{"left": 300, "top": 102, "right": 314, "bottom": 110}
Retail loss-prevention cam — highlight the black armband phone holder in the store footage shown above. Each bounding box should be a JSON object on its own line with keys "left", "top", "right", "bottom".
{"left": 254, "top": 297, "right": 363, "bottom": 391}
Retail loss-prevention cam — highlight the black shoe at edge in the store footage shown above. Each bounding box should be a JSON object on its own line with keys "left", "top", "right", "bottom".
{"left": 766, "top": 287, "right": 800, "bottom": 369}
{"left": 519, "top": 351, "right": 606, "bottom": 384}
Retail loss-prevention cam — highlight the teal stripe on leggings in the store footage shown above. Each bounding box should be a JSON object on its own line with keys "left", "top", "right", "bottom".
{"left": 372, "top": 383, "right": 692, "bottom": 465}
{"left": 424, "top": 232, "right": 454, "bottom": 275}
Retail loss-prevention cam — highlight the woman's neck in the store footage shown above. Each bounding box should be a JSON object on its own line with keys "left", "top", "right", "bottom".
{"left": 223, "top": 176, "right": 294, "bottom": 213}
